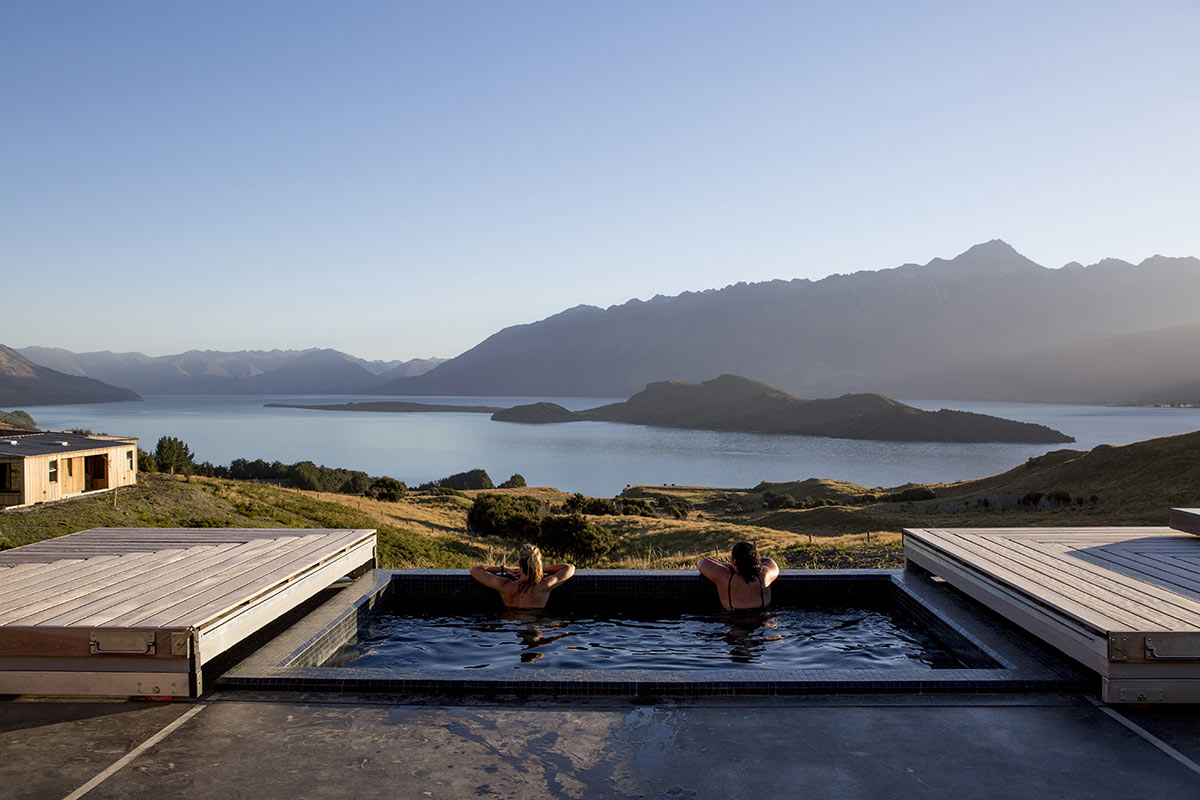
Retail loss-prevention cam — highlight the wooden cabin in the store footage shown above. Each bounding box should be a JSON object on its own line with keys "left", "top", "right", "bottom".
{"left": 0, "top": 432, "right": 138, "bottom": 509}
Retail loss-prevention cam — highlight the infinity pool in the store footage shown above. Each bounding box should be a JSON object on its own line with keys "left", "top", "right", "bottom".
{"left": 335, "top": 606, "right": 964, "bottom": 671}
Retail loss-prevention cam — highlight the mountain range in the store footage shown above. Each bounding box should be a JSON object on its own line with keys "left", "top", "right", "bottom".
{"left": 0, "top": 345, "right": 140, "bottom": 406}
{"left": 14, "top": 347, "right": 444, "bottom": 397}
{"left": 374, "top": 240, "right": 1200, "bottom": 403}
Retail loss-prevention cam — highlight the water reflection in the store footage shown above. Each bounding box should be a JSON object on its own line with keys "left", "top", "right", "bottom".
{"left": 711, "top": 612, "right": 785, "bottom": 663}
{"left": 498, "top": 609, "right": 573, "bottom": 663}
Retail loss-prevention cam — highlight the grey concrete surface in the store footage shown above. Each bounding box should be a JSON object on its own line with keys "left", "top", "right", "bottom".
{"left": 0, "top": 699, "right": 192, "bottom": 800}
{"left": 4, "top": 694, "right": 1196, "bottom": 800}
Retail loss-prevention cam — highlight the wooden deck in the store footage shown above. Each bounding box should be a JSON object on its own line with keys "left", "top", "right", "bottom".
{"left": 904, "top": 526, "right": 1200, "bottom": 703}
{"left": 0, "top": 527, "right": 375, "bottom": 697}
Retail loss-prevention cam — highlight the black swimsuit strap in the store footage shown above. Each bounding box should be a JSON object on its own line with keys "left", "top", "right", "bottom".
{"left": 728, "top": 570, "right": 766, "bottom": 610}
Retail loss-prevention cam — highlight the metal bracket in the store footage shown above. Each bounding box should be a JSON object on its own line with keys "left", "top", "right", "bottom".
{"left": 1119, "top": 688, "right": 1164, "bottom": 703}
{"left": 90, "top": 631, "right": 156, "bottom": 655}
{"left": 1108, "top": 636, "right": 1129, "bottom": 661}
{"left": 170, "top": 632, "right": 192, "bottom": 657}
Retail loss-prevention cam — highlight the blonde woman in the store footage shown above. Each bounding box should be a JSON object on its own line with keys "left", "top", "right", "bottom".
{"left": 470, "top": 544, "right": 576, "bottom": 609}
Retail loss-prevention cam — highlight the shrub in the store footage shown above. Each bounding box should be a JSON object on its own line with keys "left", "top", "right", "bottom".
{"left": 137, "top": 448, "right": 157, "bottom": 472}
{"left": 367, "top": 477, "right": 407, "bottom": 502}
{"left": 537, "top": 513, "right": 616, "bottom": 564}
{"left": 498, "top": 473, "right": 527, "bottom": 489}
{"left": 616, "top": 497, "right": 657, "bottom": 517}
{"left": 467, "top": 494, "right": 542, "bottom": 539}
{"left": 881, "top": 487, "right": 936, "bottom": 503}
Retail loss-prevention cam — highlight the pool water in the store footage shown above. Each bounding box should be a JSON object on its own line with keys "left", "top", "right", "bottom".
{"left": 337, "top": 606, "right": 964, "bottom": 671}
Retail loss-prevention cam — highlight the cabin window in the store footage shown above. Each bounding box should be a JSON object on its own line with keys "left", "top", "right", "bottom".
{"left": 66, "top": 458, "right": 74, "bottom": 478}
{"left": 126, "top": 450, "right": 134, "bottom": 470}
{"left": 1, "top": 463, "right": 18, "bottom": 492}
{"left": 49, "top": 460, "right": 58, "bottom": 483}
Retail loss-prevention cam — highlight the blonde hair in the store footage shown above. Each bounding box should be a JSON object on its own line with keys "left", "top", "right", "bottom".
{"left": 518, "top": 543, "right": 543, "bottom": 591}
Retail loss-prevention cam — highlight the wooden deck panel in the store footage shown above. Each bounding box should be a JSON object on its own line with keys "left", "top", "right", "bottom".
{"left": 0, "top": 547, "right": 203, "bottom": 625}
{"left": 147, "top": 531, "right": 369, "bottom": 627}
{"left": 0, "top": 528, "right": 322, "bottom": 563}
{"left": 994, "top": 534, "right": 1200, "bottom": 624}
{"left": 926, "top": 528, "right": 1200, "bottom": 628}
{"left": 101, "top": 535, "right": 326, "bottom": 627}
{"left": 1170, "top": 508, "right": 1200, "bottom": 536}
{"left": 905, "top": 526, "right": 1200, "bottom": 703}
{"left": 0, "top": 527, "right": 376, "bottom": 697}
{"left": 907, "top": 531, "right": 1157, "bottom": 630}
{"left": 60, "top": 538, "right": 293, "bottom": 628}
{"left": 0, "top": 558, "right": 120, "bottom": 607}
{"left": 45, "top": 542, "right": 277, "bottom": 627}
{"left": 7, "top": 545, "right": 229, "bottom": 626}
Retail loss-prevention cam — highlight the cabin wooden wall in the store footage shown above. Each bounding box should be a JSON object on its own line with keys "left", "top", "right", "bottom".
{"left": 5, "top": 443, "right": 137, "bottom": 508}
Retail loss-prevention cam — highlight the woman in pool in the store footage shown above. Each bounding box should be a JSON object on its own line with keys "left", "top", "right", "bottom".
{"left": 698, "top": 541, "right": 780, "bottom": 611}
{"left": 470, "top": 543, "right": 576, "bottom": 609}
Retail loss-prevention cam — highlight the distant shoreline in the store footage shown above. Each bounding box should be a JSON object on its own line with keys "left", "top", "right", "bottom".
{"left": 264, "top": 401, "right": 503, "bottom": 414}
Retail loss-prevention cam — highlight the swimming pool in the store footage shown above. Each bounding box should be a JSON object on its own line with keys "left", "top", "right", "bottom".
{"left": 335, "top": 605, "right": 964, "bottom": 672}
{"left": 219, "top": 569, "right": 1086, "bottom": 697}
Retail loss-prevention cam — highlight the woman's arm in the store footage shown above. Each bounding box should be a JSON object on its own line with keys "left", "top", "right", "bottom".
{"left": 542, "top": 563, "right": 576, "bottom": 588}
{"left": 760, "top": 558, "right": 781, "bottom": 585}
{"left": 470, "top": 565, "right": 513, "bottom": 590}
{"left": 698, "top": 556, "right": 732, "bottom": 584}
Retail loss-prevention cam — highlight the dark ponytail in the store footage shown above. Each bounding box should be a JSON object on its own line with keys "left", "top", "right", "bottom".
{"left": 731, "top": 541, "right": 762, "bottom": 583}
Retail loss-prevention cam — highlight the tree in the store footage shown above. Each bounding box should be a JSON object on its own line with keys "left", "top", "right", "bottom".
{"left": 498, "top": 473, "right": 527, "bottom": 489}
{"left": 154, "top": 436, "right": 195, "bottom": 475}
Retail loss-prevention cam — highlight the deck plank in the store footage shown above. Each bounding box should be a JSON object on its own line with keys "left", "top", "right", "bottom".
{"left": 999, "top": 536, "right": 1200, "bottom": 624}
{"left": 95, "top": 535, "right": 323, "bottom": 627}
{"left": 5, "top": 545, "right": 226, "bottom": 626}
{"left": 147, "top": 531, "right": 369, "bottom": 627}
{"left": 911, "top": 530, "right": 1154, "bottom": 630}
{"left": 0, "top": 557, "right": 120, "bottom": 607}
{"left": 58, "top": 539, "right": 288, "bottom": 627}
{"left": 0, "top": 547, "right": 199, "bottom": 625}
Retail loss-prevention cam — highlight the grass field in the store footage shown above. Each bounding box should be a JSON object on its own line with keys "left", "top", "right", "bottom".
{"left": 2, "top": 429, "right": 1195, "bottom": 570}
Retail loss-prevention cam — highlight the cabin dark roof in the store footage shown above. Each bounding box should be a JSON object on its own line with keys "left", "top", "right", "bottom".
{"left": 0, "top": 432, "right": 137, "bottom": 458}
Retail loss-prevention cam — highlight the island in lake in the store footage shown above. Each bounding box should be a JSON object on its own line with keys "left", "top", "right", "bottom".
{"left": 493, "top": 375, "right": 1075, "bottom": 444}
{"left": 271, "top": 374, "right": 1074, "bottom": 444}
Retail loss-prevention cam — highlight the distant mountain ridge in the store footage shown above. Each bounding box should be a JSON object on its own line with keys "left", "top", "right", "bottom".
{"left": 376, "top": 241, "right": 1200, "bottom": 402}
{"left": 17, "top": 347, "right": 446, "bottom": 396}
{"left": 493, "top": 374, "right": 1073, "bottom": 443}
{"left": 0, "top": 345, "right": 140, "bottom": 405}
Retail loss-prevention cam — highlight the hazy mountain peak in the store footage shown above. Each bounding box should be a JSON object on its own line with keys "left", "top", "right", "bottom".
{"left": 931, "top": 239, "right": 1044, "bottom": 275}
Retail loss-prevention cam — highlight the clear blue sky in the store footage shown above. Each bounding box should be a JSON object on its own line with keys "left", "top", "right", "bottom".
{"left": 3, "top": 1, "right": 1197, "bottom": 360}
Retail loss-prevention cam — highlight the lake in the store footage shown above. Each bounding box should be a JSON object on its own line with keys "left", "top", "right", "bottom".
{"left": 18, "top": 395, "right": 1200, "bottom": 496}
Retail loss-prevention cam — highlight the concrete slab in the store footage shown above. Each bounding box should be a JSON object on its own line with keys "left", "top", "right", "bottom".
{"left": 8, "top": 695, "right": 1193, "bottom": 800}
{"left": 0, "top": 699, "right": 193, "bottom": 800}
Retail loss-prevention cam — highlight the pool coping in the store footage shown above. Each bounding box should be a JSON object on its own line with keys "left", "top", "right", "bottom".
{"left": 218, "top": 569, "right": 1088, "bottom": 697}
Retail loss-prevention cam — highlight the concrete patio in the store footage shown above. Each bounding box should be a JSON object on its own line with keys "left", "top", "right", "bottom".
{"left": 3, "top": 692, "right": 1199, "bottom": 799}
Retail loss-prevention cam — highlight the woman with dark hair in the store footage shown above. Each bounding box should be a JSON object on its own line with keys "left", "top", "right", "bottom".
{"left": 470, "top": 543, "right": 576, "bottom": 609}
{"left": 698, "top": 541, "right": 780, "bottom": 611}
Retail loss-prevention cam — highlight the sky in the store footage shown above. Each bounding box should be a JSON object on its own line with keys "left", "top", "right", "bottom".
{"left": 3, "top": 1, "right": 1198, "bottom": 361}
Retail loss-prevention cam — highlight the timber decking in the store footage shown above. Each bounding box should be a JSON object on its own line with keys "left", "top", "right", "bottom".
{"left": 0, "top": 527, "right": 375, "bottom": 697}
{"left": 1171, "top": 508, "right": 1200, "bottom": 536}
{"left": 904, "top": 526, "right": 1200, "bottom": 703}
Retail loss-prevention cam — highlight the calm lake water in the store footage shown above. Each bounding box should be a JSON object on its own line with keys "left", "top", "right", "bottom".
{"left": 20, "top": 395, "right": 1200, "bottom": 496}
